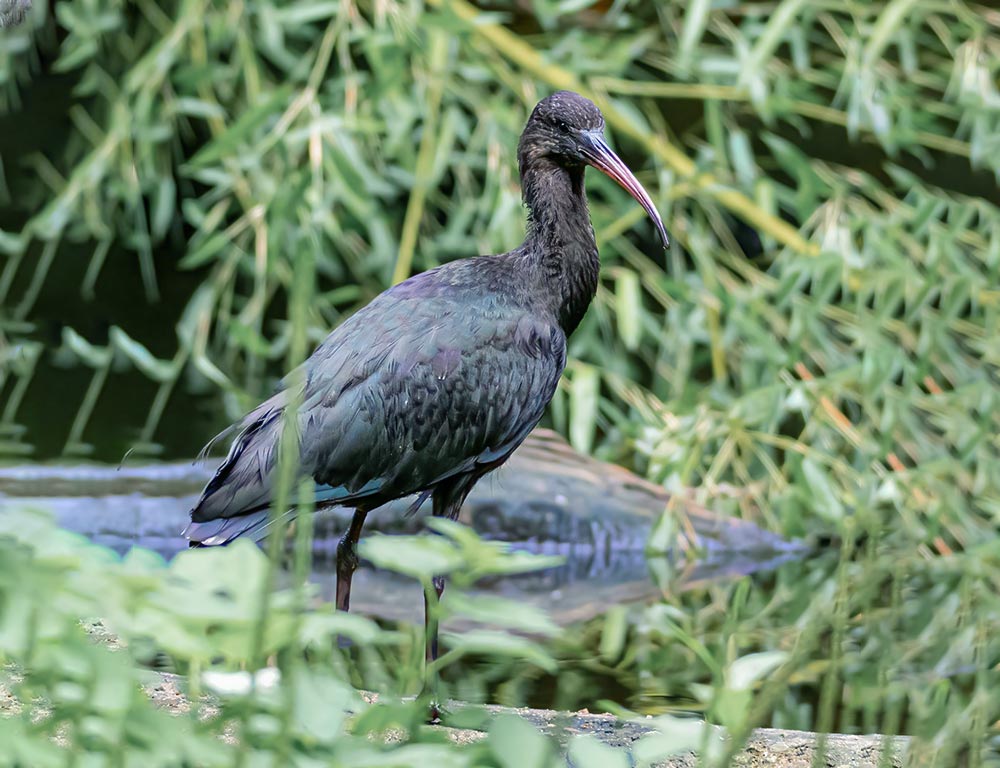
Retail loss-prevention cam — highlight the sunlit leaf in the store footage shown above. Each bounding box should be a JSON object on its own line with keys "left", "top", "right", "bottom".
{"left": 358, "top": 534, "right": 465, "bottom": 580}
{"left": 726, "top": 651, "right": 789, "bottom": 691}
{"left": 569, "top": 363, "right": 599, "bottom": 455}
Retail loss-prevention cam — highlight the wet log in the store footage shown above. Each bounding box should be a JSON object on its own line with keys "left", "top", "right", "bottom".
{"left": 0, "top": 429, "right": 793, "bottom": 556}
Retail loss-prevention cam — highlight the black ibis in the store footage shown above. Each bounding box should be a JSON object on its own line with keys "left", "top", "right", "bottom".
{"left": 184, "top": 90, "right": 668, "bottom": 664}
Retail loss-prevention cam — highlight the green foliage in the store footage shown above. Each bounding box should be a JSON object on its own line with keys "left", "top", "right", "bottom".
{"left": 0, "top": 507, "right": 589, "bottom": 765}
{"left": 1, "top": 0, "right": 997, "bottom": 473}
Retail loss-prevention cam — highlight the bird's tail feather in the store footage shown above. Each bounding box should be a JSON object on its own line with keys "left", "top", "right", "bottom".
{"left": 182, "top": 507, "right": 297, "bottom": 547}
{"left": 194, "top": 422, "right": 240, "bottom": 465}
{"left": 195, "top": 389, "right": 293, "bottom": 466}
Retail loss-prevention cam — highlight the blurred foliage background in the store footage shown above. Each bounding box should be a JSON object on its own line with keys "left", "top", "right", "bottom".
{"left": 1, "top": 0, "right": 999, "bottom": 764}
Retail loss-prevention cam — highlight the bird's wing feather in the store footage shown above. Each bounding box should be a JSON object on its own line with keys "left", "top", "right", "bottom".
{"left": 187, "top": 265, "right": 565, "bottom": 540}
{"left": 299, "top": 287, "right": 565, "bottom": 502}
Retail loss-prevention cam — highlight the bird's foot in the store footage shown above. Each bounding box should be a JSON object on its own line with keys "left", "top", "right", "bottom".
{"left": 426, "top": 700, "right": 450, "bottom": 725}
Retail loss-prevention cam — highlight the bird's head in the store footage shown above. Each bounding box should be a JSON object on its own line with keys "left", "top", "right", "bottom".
{"left": 519, "top": 90, "right": 669, "bottom": 249}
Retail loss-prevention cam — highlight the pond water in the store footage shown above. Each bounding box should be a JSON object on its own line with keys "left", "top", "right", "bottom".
{"left": 0, "top": 443, "right": 806, "bottom": 631}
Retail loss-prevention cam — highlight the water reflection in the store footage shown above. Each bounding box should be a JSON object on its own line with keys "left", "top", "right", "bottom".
{"left": 0, "top": 494, "right": 805, "bottom": 632}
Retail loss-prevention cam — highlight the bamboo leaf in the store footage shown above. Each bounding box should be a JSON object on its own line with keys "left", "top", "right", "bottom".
{"left": 569, "top": 363, "right": 600, "bottom": 455}
{"left": 615, "top": 269, "right": 642, "bottom": 350}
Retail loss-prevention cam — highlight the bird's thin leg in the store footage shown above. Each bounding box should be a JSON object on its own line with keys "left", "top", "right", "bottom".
{"left": 335, "top": 508, "right": 368, "bottom": 613}
{"left": 423, "top": 573, "right": 447, "bottom": 724}
{"left": 424, "top": 574, "right": 446, "bottom": 664}
{"left": 423, "top": 477, "right": 476, "bottom": 724}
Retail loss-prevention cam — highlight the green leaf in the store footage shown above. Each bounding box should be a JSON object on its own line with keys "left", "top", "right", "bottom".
{"left": 150, "top": 177, "right": 176, "bottom": 241}
{"left": 569, "top": 363, "right": 599, "bottom": 455}
{"left": 599, "top": 605, "right": 628, "bottom": 662}
{"left": 567, "top": 735, "right": 630, "bottom": 768}
{"left": 358, "top": 534, "right": 465, "bottom": 580}
{"left": 445, "top": 593, "right": 560, "bottom": 636}
{"left": 291, "top": 668, "right": 354, "bottom": 745}
{"left": 646, "top": 508, "right": 677, "bottom": 554}
{"left": 0, "top": 228, "right": 26, "bottom": 255}
{"left": 801, "top": 458, "right": 845, "bottom": 522}
{"left": 109, "top": 327, "right": 177, "bottom": 382}
{"left": 185, "top": 86, "right": 292, "bottom": 168}
{"left": 677, "top": 0, "right": 712, "bottom": 73}
{"left": 443, "top": 630, "right": 556, "bottom": 673}
{"left": 179, "top": 232, "right": 231, "bottom": 270}
{"left": 615, "top": 269, "right": 642, "bottom": 350}
{"left": 470, "top": 549, "right": 565, "bottom": 577}
{"left": 274, "top": 2, "right": 340, "bottom": 25}
{"left": 631, "top": 715, "right": 726, "bottom": 764}
{"left": 299, "top": 610, "right": 397, "bottom": 647}
{"left": 728, "top": 127, "right": 757, "bottom": 187}
{"left": 726, "top": 651, "right": 789, "bottom": 690}
{"left": 60, "top": 327, "right": 112, "bottom": 367}
{"left": 489, "top": 715, "right": 552, "bottom": 768}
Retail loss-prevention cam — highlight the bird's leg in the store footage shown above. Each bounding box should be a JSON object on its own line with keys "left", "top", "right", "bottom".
{"left": 422, "top": 477, "right": 475, "bottom": 724}
{"left": 335, "top": 508, "right": 368, "bottom": 613}
{"left": 424, "top": 574, "right": 446, "bottom": 664}
{"left": 423, "top": 574, "right": 447, "bottom": 724}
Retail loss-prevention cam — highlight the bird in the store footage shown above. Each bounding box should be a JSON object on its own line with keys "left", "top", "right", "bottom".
{"left": 183, "top": 90, "right": 668, "bottom": 665}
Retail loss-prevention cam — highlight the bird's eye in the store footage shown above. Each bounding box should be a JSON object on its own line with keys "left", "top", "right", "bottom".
{"left": 558, "top": 120, "right": 569, "bottom": 131}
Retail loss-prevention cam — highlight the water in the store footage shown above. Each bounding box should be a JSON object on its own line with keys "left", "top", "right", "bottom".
{"left": 0, "top": 433, "right": 806, "bottom": 630}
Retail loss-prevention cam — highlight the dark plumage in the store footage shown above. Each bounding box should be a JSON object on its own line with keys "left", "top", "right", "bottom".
{"left": 184, "top": 90, "right": 667, "bottom": 662}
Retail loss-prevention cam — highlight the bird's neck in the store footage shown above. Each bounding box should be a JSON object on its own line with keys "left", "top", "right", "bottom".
{"left": 520, "top": 158, "right": 600, "bottom": 335}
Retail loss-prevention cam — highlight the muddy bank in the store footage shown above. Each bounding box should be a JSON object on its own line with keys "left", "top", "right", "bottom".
{"left": 0, "top": 666, "right": 906, "bottom": 767}
{"left": 142, "top": 672, "right": 908, "bottom": 767}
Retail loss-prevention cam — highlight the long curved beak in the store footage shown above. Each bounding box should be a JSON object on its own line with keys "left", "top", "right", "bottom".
{"left": 580, "top": 131, "right": 669, "bottom": 249}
